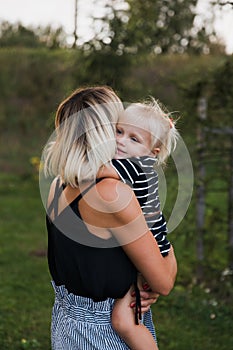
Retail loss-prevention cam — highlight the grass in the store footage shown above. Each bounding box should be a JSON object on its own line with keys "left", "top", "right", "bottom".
{"left": 0, "top": 173, "right": 232, "bottom": 349}
{"left": 0, "top": 173, "right": 52, "bottom": 350}
{"left": 152, "top": 285, "right": 232, "bottom": 349}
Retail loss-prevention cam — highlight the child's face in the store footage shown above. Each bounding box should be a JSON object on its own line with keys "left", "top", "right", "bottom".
{"left": 115, "top": 116, "right": 153, "bottom": 159}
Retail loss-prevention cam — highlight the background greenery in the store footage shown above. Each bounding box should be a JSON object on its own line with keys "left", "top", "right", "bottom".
{"left": 0, "top": 1, "right": 232, "bottom": 347}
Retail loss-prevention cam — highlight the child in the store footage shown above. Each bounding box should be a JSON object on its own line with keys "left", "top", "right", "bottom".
{"left": 105, "top": 98, "right": 179, "bottom": 349}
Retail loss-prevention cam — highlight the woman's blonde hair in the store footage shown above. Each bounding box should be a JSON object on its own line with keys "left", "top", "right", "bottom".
{"left": 124, "top": 98, "right": 179, "bottom": 165}
{"left": 43, "top": 86, "right": 123, "bottom": 186}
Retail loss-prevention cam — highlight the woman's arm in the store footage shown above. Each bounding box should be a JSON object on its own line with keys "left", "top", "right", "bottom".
{"left": 122, "top": 232, "right": 177, "bottom": 296}
{"left": 97, "top": 179, "right": 177, "bottom": 296}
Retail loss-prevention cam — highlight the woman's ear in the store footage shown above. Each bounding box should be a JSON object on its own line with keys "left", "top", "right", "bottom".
{"left": 151, "top": 147, "right": 160, "bottom": 156}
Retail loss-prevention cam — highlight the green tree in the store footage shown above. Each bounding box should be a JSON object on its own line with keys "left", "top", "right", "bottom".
{"left": 0, "top": 21, "right": 41, "bottom": 48}
{"left": 35, "top": 25, "right": 67, "bottom": 49}
{"left": 89, "top": 0, "right": 221, "bottom": 55}
{"left": 84, "top": 0, "right": 129, "bottom": 54}
{"left": 125, "top": 0, "right": 214, "bottom": 54}
{"left": 78, "top": 1, "right": 131, "bottom": 92}
{"left": 209, "top": 60, "right": 233, "bottom": 270}
{"left": 0, "top": 21, "right": 67, "bottom": 49}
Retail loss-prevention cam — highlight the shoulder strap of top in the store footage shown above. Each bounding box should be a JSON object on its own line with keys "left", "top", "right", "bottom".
{"left": 47, "top": 177, "right": 63, "bottom": 219}
{"left": 73, "top": 177, "right": 106, "bottom": 204}
{"left": 47, "top": 177, "right": 107, "bottom": 219}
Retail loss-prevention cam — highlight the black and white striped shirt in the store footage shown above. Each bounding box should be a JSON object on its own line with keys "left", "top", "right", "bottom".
{"left": 111, "top": 156, "right": 170, "bottom": 256}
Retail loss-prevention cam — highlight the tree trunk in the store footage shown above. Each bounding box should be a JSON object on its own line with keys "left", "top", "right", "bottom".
{"left": 196, "top": 124, "right": 205, "bottom": 282}
{"left": 196, "top": 97, "right": 207, "bottom": 282}
{"left": 228, "top": 138, "right": 233, "bottom": 270}
{"left": 73, "top": 0, "right": 78, "bottom": 48}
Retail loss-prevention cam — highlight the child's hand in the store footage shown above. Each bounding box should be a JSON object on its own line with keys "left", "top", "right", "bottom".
{"left": 97, "top": 164, "right": 120, "bottom": 179}
{"left": 141, "top": 289, "right": 160, "bottom": 313}
{"left": 130, "top": 288, "right": 160, "bottom": 313}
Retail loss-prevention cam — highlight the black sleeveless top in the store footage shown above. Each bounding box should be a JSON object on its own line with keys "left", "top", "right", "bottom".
{"left": 46, "top": 178, "right": 138, "bottom": 301}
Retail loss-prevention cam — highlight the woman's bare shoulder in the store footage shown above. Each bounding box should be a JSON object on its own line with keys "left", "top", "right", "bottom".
{"left": 96, "top": 178, "right": 133, "bottom": 204}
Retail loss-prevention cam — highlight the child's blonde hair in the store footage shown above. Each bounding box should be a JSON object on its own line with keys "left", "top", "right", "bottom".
{"left": 124, "top": 98, "right": 179, "bottom": 165}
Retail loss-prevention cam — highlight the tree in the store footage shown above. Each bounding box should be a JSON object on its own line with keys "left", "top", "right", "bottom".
{"left": 77, "top": 1, "right": 131, "bottom": 91}
{"left": 35, "top": 25, "right": 67, "bottom": 49}
{"left": 84, "top": 0, "right": 129, "bottom": 54}
{"left": 0, "top": 21, "right": 41, "bottom": 48}
{"left": 88, "top": 0, "right": 221, "bottom": 55}
{"left": 73, "top": 0, "right": 78, "bottom": 48}
{"left": 210, "top": 60, "right": 233, "bottom": 270}
{"left": 188, "top": 59, "right": 233, "bottom": 275}
{"left": 0, "top": 21, "right": 67, "bottom": 49}
{"left": 126, "top": 0, "right": 221, "bottom": 54}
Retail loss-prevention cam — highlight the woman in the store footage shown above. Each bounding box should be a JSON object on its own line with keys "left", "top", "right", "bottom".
{"left": 42, "top": 86, "right": 177, "bottom": 349}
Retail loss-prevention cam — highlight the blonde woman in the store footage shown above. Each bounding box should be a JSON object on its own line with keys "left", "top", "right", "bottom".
{"left": 43, "top": 86, "right": 177, "bottom": 349}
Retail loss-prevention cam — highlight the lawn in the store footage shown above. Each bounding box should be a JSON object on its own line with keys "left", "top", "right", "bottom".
{"left": 0, "top": 173, "right": 232, "bottom": 349}
{"left": 0, "top": 173, "right": 52, "bottom": 349}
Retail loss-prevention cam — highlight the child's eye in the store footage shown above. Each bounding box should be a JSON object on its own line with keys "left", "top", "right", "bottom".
{"left": 116, "top": 128, "right": 122, "bottom": 135}
{"left": 131, "top": 137, "right": 139, "bottom": 142}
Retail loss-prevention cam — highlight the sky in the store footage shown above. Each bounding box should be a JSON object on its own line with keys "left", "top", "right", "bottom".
{"left": 0, "top": 0, "right": 233, "bottom": 53}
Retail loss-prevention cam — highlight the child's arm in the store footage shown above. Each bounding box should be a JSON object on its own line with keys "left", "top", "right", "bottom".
{"left": 112, "top": 286, "right": 159, "bottom": 350}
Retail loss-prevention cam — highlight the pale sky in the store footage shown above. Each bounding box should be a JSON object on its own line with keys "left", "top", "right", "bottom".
{"left": 0, "top": 0, "right": 233, "bottom": 53}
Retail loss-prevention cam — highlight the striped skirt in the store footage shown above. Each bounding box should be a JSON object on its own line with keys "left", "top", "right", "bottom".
{"left": 51, "top": 281, "right": 157, "bottom": 350}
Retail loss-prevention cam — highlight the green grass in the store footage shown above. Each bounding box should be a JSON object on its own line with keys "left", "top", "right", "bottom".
{"left": 152, "top": 285, "right": 232, "bottom": 349}
{"left": 0, "top": 173, "right": 52, "bottom": 350}
{"left": 0, "top": 173, "right": 232, "bottom": 349}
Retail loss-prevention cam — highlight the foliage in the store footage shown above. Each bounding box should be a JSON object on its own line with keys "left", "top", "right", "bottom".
{"left": 178, "top": 56, "right": 233, "bottom": 271}
{"left": 0, "top": 2, "right": 227, "bottom": 55}
{"left": 0, "top": 21, "right": 67, "bottom": 49}
{"left": 87, "top": 0, "right": 223, "bottom": 55}
{"left": 126, "top": 0, "right": 209, "bottom": 54}
{"left": 72, "top": 48, "right": 131, "bottom": 93}
{"left": 34, "top": 25, "right": 68, "bottom": 49}
{"left": 0, "top": 49, "right": 227, "bottom": 173}
{"left": 0, "top": 21, "right": 41, "bottom": 48}
{"left": 0, "top": 47, "right": 77, "bottom": 173}
{"left": 210, "top": 58, "right": 233, "bottom": 119}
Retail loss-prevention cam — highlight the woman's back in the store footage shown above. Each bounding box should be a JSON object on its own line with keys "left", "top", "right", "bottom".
{"left": 47, "top": 177, "right": 138, "bottom": 300}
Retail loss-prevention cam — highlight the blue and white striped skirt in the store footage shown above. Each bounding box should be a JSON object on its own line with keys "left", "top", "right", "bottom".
{"left": 51, "top": 281, "right": 157, "bottom": 350}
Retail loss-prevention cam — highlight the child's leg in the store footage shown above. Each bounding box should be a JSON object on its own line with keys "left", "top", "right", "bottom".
{"left": 111, "top": 285, "right": 158, "bottom": 350}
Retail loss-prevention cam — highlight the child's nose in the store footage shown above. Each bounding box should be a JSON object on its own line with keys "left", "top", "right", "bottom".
{"left": 116, "top": 134, "right": 125, "bottom": 144}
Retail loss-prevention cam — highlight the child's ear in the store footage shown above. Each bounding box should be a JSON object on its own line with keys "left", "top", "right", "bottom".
{"left": 151, "top": 147, "right": 160, "bottom": 156}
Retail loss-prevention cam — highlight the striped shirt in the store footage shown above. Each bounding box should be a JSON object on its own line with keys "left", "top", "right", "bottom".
{"left": 111, "top": 156, "right": 171, "bottom": 256}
